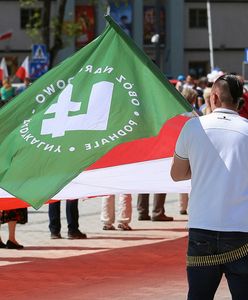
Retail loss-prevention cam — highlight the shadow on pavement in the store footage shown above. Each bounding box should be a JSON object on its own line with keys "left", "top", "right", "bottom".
{"left": 133, "top": 228, "right": 188, "bottom": 232}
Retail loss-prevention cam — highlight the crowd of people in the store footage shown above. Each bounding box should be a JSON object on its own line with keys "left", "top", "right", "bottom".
{"left": 1, "top": 70, "right": 248, "bottom": 298}
{"left": 0, "top": 77, "right": 30, "bottom": 107}
{"left": 0, "top": 71, "right": 247, "bottom": 248}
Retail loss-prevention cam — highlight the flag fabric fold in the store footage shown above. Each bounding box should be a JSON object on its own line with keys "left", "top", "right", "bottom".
{"left": 15, "top": 56, "right": 30, "bottom": 81}
{"left": 0, "top": 57, "right": 8, "bottom": 81}
{"left": 0, "top": 16, "right": 192, "bottom": 209}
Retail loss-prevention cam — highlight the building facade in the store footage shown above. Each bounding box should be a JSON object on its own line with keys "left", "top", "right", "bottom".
{"left": 0, "top": 0, "right": 248, "bottom": 79}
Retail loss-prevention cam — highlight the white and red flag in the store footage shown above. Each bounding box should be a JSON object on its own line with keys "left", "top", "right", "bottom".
{"left": 0, "top": 31, "right": 12, "bottom": 41}
{"left": 0, "top": 16, "right": 191, "bottom": 210}
{"left": 0, "top": 57, "right": 8, "bottom": 81}
{"left": 15, "top": 56, "right": 30, "bottom": 81}
{"left": 0, "top": 115, "right": 191, "bottom": 209}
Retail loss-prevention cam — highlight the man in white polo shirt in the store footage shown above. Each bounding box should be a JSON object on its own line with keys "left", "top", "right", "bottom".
{"left": 171, "top": 74, "right": 248, "bottom": 300}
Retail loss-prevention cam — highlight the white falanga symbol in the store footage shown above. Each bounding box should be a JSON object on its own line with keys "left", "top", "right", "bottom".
{"left": 41, "top": 81, "right": 114, "bottom": 138}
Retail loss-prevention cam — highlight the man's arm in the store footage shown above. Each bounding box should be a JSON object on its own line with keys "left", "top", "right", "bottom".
{"left": 170, "top": 154, "right": 191, "bottom": 181}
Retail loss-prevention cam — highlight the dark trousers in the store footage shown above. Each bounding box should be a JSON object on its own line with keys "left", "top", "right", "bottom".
{"left": 137, "top": 193, "right": 166, "bottom": 218}
{"left": 187, "top": 228, "right": 248, "bottom": 300}
{"left": 48, "top": 200, "right": 79, "bottom": 234}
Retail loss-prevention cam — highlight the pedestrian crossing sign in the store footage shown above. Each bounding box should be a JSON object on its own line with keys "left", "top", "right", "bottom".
{"left": 32, "top": 44, "right": 48, "bottom": 62}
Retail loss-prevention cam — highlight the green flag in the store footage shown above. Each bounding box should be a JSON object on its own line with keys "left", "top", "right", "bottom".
{"left": 0, "top": 16, "right": 192, "bottom": 209}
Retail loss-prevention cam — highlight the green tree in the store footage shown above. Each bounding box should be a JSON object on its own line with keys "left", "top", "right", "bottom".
{"left": 20, "top": 0, "right": 82, "bottom": 67}
{"left": 20, "top": 0, "right": 128, "bottom": 67}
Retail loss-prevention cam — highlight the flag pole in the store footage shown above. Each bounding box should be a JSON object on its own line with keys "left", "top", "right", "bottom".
{"left": 207, "top": 0, "right": 214, "bottom": 71}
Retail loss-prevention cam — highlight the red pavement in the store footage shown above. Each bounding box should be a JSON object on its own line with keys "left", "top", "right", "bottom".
{"left": 0, "top": 196, "right": 231, "bottom": 299}
{"left": 0, "top": 237, "right": 188, "bottom": 300}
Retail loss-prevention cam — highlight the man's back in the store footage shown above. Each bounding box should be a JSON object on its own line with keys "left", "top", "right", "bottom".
{"left": 171, "top": 74, "right": 248, "bottom": 299}
{"left": 176, "top": 108, "right": 248, "bottom": 232}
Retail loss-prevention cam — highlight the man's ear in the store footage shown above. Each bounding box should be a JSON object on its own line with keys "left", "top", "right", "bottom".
{"left": 214, "top": 92, "right": 222, "bottom": 107}
{"left": 209, "top": 92, "right": 216, "bottom": 109}
{"left": 212, "top": 92, "right": 221, "bottom": 108}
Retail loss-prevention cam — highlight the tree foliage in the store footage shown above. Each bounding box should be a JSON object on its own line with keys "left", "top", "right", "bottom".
{"left": 20, "top": 0, "right": 129, "bottom": 67}
{"left": 20, "top": 0, "right": 81, "bottom": 67}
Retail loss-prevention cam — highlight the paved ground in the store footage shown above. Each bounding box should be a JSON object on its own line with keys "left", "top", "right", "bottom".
{"left": 0, "top": 194, "right": 231, "bottom": 299}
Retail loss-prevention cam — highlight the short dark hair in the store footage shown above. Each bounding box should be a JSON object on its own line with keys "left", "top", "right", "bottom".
{"left": 215, "top": 74, "right": 243, "bottom": 104}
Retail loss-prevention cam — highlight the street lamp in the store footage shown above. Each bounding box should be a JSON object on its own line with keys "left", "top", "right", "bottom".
{"left": 207, "top": 0, "right": 214, "bottom": 71}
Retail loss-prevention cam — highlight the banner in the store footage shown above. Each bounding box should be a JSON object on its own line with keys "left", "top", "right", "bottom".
{"left": 75, "top": 5, "right": 95, "bottom": 48}
{"left": 0, "top": 16, "right": 192, "bottom": 209}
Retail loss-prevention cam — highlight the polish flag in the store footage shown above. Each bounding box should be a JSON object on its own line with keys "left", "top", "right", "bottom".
{"left": 15, "top": 56, "right": 30, "bottom": 81}
{"left": 0, "top": 57, "right": 8, "bottom": 81}
{"left": 0, "top": 115, "right": 191, "bottom": 210}
{"left": 0, "top": 31, "right": 12, "bottom": 41}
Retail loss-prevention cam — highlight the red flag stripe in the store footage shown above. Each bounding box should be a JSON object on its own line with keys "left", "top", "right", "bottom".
{"left": 87, "top": 115, "right": 188, "bottom": 170}
{"left": 15, "top": 57, "right": 29, "bottom": 81}
{"left": 15, "top": 66, "right": 26, "bottom": 81}
{"left": 0, "top": 198, "right": 58, "bottom": 210}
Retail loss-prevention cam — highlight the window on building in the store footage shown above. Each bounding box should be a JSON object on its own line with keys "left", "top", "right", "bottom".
{"left": 20, "top": 8, "right": 42, "bottom": 29}
{"left": 189, "top": 9, "right": 207, "bottom": 28}
{"left": 143, "top": 6, "right": 165, "bottom": 45}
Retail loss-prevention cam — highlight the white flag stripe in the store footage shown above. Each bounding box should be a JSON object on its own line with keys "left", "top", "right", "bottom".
{"left": 0, "top": 57, "right": 8, "bottom": 80}
{"left": 22, "top": 56, "right": 30, "bottom": 78}
{"left": 58, "top": 157, "right": 191, "bottom": 197}
{"left": 0, "top": 157, "right": 191, "bottom": 200}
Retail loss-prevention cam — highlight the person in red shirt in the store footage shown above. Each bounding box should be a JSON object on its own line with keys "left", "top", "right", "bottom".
{"left": 238, "top": 91, "right": 248, "bottom": 118}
